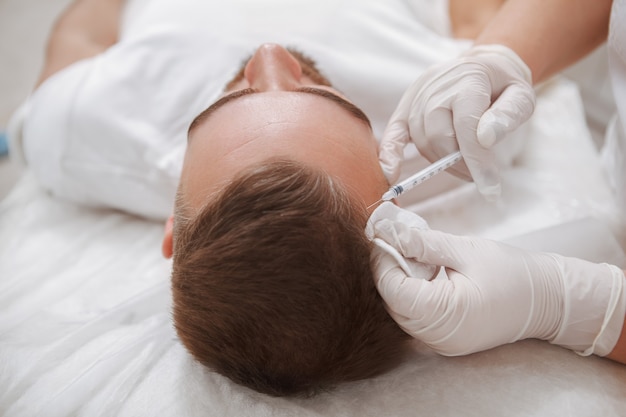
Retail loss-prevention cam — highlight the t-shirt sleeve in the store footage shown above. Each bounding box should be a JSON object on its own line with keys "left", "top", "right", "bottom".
{"left": 11, "top": 42, "right": 188, "bottom": 221}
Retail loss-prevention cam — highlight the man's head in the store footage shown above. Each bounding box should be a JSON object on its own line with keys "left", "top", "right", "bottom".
{"left": 164, "top": 44, "right": 411, "bottom": 396}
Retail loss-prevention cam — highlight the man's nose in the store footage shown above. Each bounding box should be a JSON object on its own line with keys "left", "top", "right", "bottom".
{"left": 244, "top": 44, "right": 303, "bottom": 91}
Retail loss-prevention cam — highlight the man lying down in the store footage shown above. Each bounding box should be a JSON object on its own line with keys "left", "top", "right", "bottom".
{"left": 9, "top": 0, "right": 625, "bottom": 397}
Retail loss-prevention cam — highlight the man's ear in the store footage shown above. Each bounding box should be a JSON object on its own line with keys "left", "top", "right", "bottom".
{"left": 162, "top": 215, "right": 174, "bottom": 259}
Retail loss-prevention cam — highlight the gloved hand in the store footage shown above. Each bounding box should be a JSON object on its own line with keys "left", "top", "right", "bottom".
{"left": 371, "top": 219, "right": 626, "bottom": 357}
{"left": 379, "top": 44, "right": 536, "bottom": 200}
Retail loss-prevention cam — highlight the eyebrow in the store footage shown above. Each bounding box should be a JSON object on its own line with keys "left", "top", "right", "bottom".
{"left": 188, "top": 87, "right": 372, "bottom": 136}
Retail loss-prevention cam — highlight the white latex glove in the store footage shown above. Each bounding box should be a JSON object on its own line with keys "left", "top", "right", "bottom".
{"left": 371, "top": 219, "right": 626, "bottom": 357}
{"left": 380, "top": 44, "right": 536, "bottom": 200}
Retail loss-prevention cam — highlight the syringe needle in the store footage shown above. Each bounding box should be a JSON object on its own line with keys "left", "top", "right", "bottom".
{"left": 366, "top": 199, "right": 383, "bottom": 210}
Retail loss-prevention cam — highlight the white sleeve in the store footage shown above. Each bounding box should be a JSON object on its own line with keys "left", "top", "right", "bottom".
{"left": 13, "top": 47, "right": 186, "bottom": 221}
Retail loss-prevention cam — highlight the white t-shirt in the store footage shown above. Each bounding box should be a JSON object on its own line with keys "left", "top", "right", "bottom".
{"left": 9, "top": 0, "right": 466, "bottom": 220}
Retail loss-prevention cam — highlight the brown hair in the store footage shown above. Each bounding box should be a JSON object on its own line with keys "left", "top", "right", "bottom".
{"left": 171, "top": 159, "right": 411, "bottom": 396}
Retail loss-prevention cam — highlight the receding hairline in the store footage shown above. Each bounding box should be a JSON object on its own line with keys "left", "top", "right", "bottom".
{"left": 187, "top": 87, "right": 372, "bottom": 137}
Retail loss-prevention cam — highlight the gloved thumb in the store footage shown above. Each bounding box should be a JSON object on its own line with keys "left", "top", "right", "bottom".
{"left": 462, "top": 152, "right": 502, "bottom": 202}
{"left": 476, "top": 82, "right": 536, "bottom": 148}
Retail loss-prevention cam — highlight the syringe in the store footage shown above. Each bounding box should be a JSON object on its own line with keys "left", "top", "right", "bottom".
{"left": 381, "top": 150, "right": 463, "bottom": 201}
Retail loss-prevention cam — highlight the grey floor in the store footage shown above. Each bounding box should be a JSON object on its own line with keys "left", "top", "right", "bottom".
{"left": 0, "top": 0, "right": 72, "bottom": 201}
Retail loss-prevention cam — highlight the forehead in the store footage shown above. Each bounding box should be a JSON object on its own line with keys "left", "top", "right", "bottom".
{"left": 188, "top": 91, "right": 375, "bottom": 160}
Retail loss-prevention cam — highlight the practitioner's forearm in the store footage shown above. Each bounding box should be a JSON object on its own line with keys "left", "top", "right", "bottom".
{"left": 607, "top": 319, "right": 626, "bottom": 365}
{"left": 607, "top": 269, "right": 626, "bottom": 365}
{"left": 36, "top": 0, "right": 125, "bottom": 87}
{"left": 448, "top": 0, "right": 505, "bottom": 39}
{"left": 473, "top": 0, "right": 612, "bottom": 84}
{"left": 606, "top": 270, "right": 626, "bottom": 364}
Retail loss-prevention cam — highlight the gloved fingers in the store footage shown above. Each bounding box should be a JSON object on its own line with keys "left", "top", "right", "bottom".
{"left": 371, "top": 245, "right": 451, "bottom": 320}
{"left": 451, "top": 94, "right": 502, "bottom": 200}
{"left": 418, "top": 107, "right": 463, "bottom": 163}
{"left": 373, "top": 219, "right": 473, "bottom": 270}
{"left": 477, "top": 82, "right": 536, "bottom": 148}
{"left": 379, "top": 110, "right": 410, "bottom": 184}
{"left": 371, "top": 243, "right": 404, "bottom": 282}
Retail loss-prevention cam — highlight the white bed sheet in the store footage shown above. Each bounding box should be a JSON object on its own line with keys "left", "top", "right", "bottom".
{"left": 1, "top": 78, "right": 626, "bottom": 416}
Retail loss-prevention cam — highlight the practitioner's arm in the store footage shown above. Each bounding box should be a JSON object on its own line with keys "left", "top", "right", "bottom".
{"left": 474, "top": 0, "right": 612, "bottom": 83}
{"left": 448, "top": 0, "right": 505, "bottom": 39}
{"left": 36, "top": 0, "right": 125, "bottom": 87}
{"left": 607, "top": 314, "right": 626, "bottom": 364}
{"left": 379, "top": 0, "right": 612, "bottom": 198}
